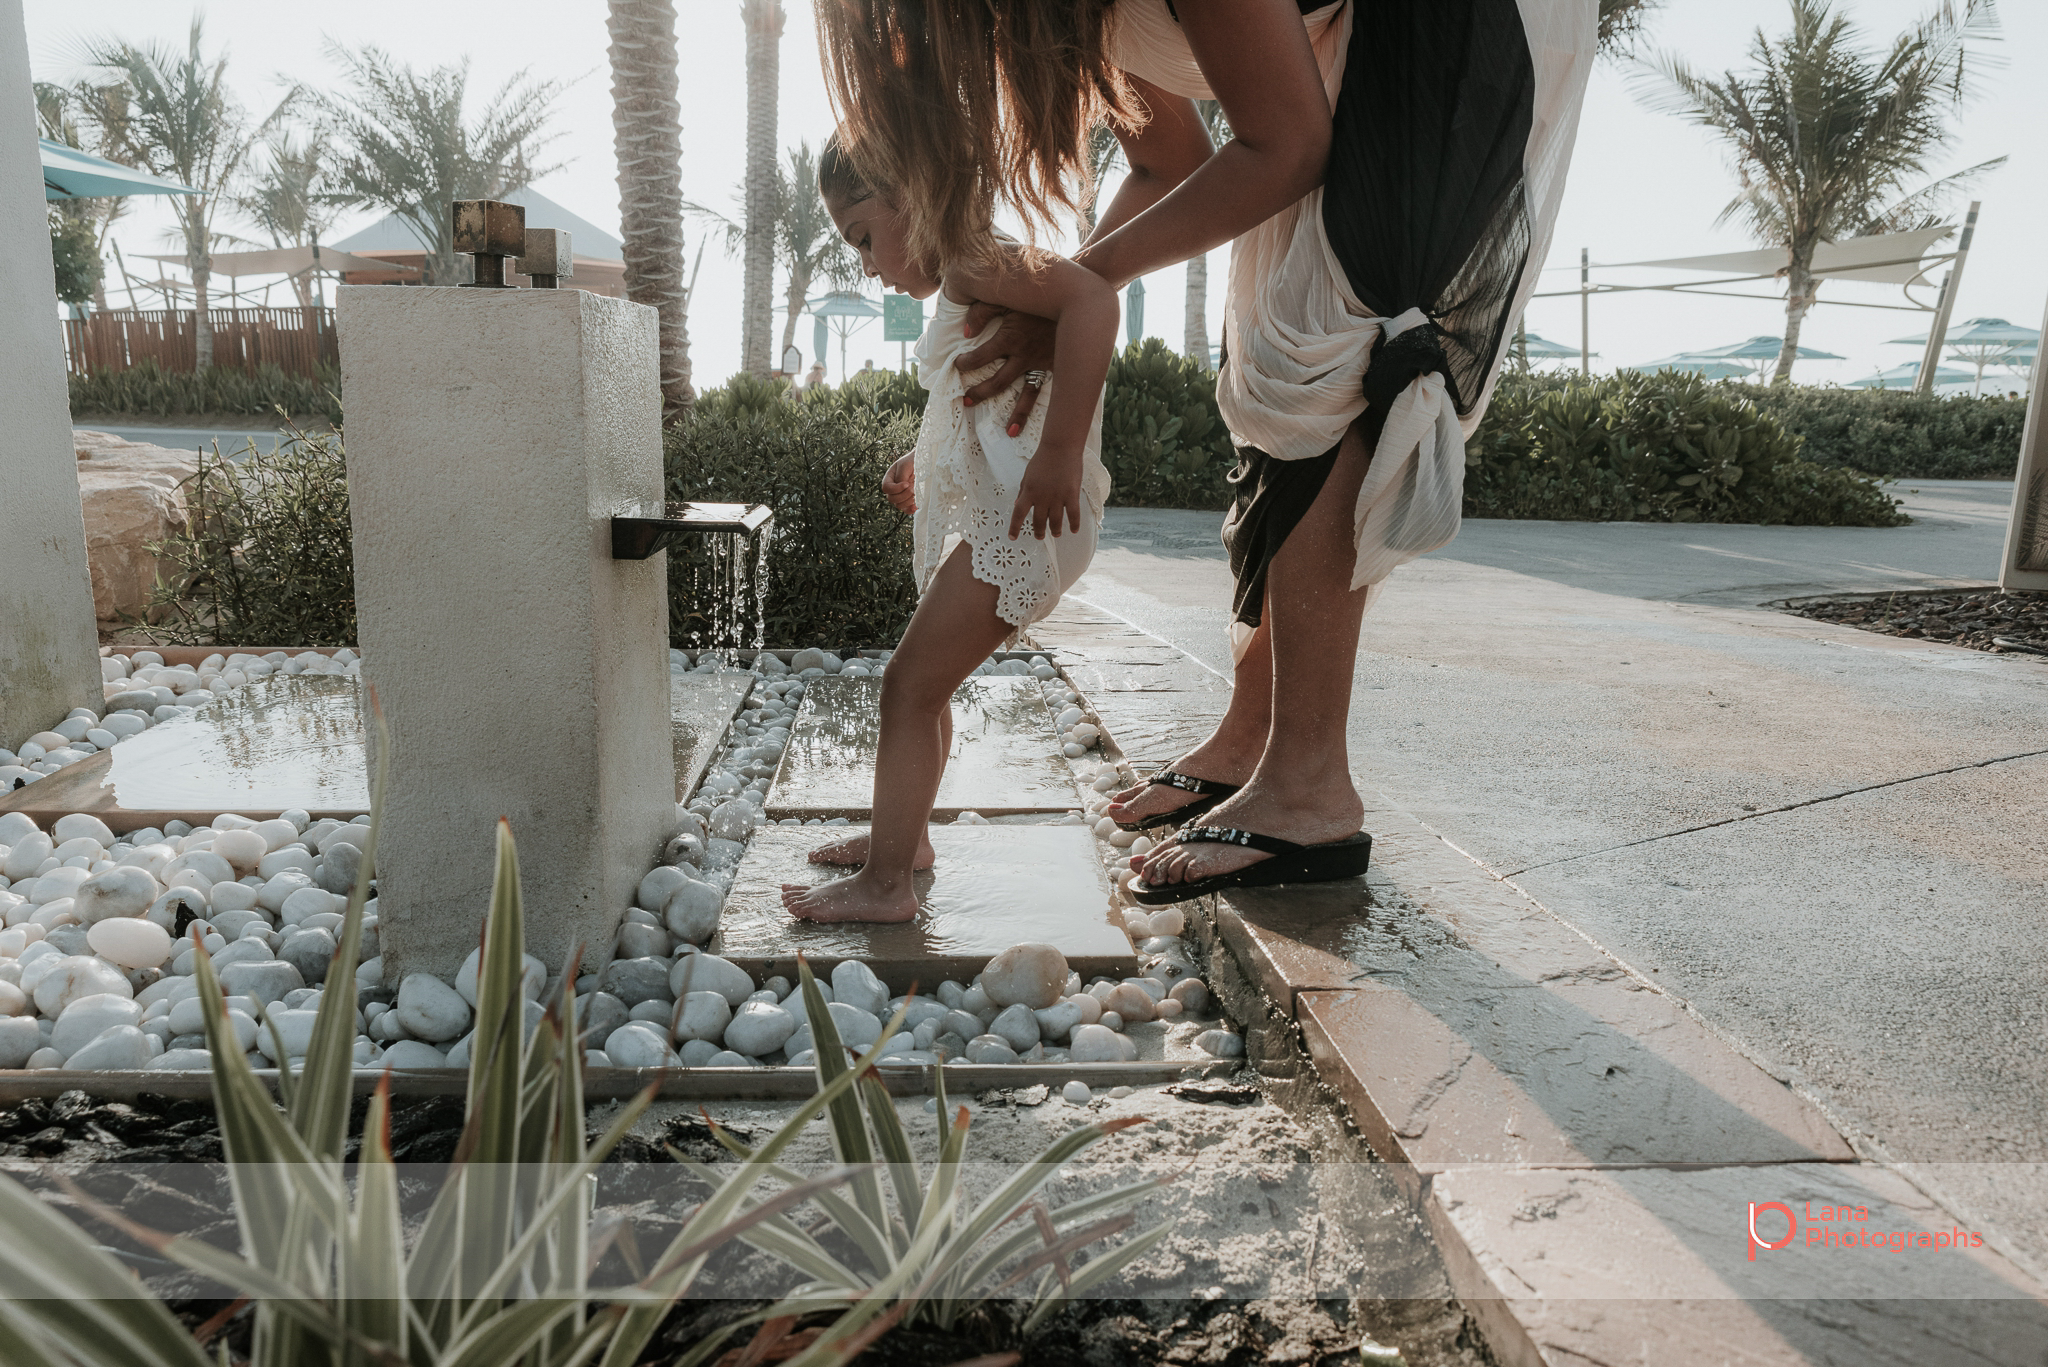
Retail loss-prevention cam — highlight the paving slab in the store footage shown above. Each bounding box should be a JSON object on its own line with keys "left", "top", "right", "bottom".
{"left": 1428, "top": 1163, "right": 2048, "bottom": 1367}
{"left": 0, "top": 674, "right": 369, "bottom": 831}
{"left": 715, "top": 822, "right": 1137, "bottom": 986}
{"left": 671, "top": 671, "right": 752, "bottom": 802}
{"left": 766, "top": 676, "right": 1079, "bottom": 817}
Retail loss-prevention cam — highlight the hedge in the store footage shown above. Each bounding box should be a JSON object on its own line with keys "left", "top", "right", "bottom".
{"left": 70, "top": 360, "right": 344, "bottom": 426}
{"left": 1742, "top": 383, "right": 2023, "bottom": 480}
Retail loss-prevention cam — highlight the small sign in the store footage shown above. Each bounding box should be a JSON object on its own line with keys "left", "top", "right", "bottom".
{"left": 883, "top": 294, "right": 924, "bottom": 342}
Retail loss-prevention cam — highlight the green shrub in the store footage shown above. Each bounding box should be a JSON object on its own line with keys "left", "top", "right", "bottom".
{"left": 145, "top": 424, "right": 358, "bottom": 646}
{"left": 1466, "top": 370, "right": 1906, "bottom": 526}
{"left": 1098, "top": 338, "right": 1236, "bottom": 509}
{"left": 69, "top": 359, "right": 342, "bottom": 425}
{"left": 665, "top": 390, "right": 921, "bottom": 648}
{"left": 1743, "top": 383, "right": 2024, "bottom": 479}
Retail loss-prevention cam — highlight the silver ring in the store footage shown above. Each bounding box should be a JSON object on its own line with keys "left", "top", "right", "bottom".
{"left": 1024, "top": 369, "right": 1048, "bottom": 388}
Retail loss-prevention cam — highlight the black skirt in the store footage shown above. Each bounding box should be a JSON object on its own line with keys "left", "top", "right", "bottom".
{"left": 1220, "top": 0, "right": 1537, "bottom": 631}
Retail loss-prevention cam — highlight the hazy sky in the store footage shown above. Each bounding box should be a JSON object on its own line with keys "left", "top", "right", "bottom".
{"left": 27, "top": 1, "right": 2045, "bottom": 392}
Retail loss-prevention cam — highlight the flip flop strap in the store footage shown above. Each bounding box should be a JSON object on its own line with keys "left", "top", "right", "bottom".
{"left": 1147, "top": 769, "right": 1231, "bottom": 797}
{"left": 1171, "top": 826, "right": 1304, "bottom": 857}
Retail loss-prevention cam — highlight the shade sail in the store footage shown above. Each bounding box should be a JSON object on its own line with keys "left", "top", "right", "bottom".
{"left": 41, "top": 139, "right": 195, "bottom": 200}
{"left": 140, "top": 245, "right": 417, "bottom": 277}
{"left": 1603, "top": 225, "right": 1957, "bottom": 285}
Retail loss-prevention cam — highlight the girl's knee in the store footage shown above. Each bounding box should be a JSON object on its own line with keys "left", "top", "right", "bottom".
{"left": 879, "top": 667, "right": 953, "bottom": 718}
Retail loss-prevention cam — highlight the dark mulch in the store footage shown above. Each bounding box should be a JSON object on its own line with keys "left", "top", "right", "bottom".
{"left": 1779, "top": 589, "right": 2048, "bottom": 656}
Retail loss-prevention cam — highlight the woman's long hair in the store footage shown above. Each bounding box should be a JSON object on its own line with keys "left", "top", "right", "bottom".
{"left": 816, "top": 0, "right": 1144, "bottom": 274}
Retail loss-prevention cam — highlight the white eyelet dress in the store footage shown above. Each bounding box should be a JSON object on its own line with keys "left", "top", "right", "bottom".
{"left": 909, "top": 291, "right": 1113, "bottom": 647}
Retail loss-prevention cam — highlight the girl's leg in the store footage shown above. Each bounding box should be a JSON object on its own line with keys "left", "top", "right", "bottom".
{"left": 1102, "top": 622, "right": 1273, "bottom": 825}
{"left": 782, "top": 544, "right": 1016, "bottom": 923}
{"left": 808, "top": 698, "right": 948, "bottom": 869}
{"left": 1134, "top": 416, "right": 1373, "bottom": 888}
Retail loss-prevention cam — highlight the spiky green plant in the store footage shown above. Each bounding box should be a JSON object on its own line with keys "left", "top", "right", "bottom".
{"left": 0, "top": 722, "right": 889, "bottom": 1367}
{"left": 679, "top": 959, "right": 1174, "bottom": 1361}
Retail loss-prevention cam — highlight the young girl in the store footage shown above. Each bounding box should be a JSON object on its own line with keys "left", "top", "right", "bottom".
{"left": 779, "top": 137, "right": 1118, "bottom": 925}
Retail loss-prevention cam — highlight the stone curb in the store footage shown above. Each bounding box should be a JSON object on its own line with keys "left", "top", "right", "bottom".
{"left": 1030, "top": 598, "right": 2048, "bottom": 1367}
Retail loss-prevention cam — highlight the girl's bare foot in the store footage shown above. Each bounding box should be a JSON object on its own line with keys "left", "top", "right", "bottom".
{"left": 808, "top": 831, "right": 937, "bottom": 870}
{"left": 1130, "top": 779, "right": 1364, "bottom": 888}
{"left": 781, "top": 872, "right": 920, "bottom": 924}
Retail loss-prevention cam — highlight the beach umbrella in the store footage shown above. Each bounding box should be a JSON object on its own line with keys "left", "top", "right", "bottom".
{"left": 40, "top": 139, "right": 195, "bottom": 200}
{"left": 1885, "top": 317, "right": 2041, "bottom": 394}
{"left": 1518, "top": 330, "right": 1584, "bottom": 360}
{"left": 1848, "top": 361, "right": 1975, "bottom": 390}
{"left": 1634, "top": 356, "right": 1758, "bottom": 381}
{"left": 1649, "top": 335, "right": 1844, "bottom": 381}
{"left": 805, "top": 290, "right": 882, "bottom": 382}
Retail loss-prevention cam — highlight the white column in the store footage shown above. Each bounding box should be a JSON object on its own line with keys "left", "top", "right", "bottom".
{"left": 0, "top": 0, "right": 103, "bottom": 752}
{"left": 1999, "top": 290, "right": 2048, "bottom": 591}
{"left": 338, "top": 285, "right": 676, "bottom": 979}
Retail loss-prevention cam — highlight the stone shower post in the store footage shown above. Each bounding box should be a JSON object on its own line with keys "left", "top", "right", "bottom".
{"left": 337, "top": 282, "right": 677, "bottom": 980}
{"left": 0, "top": 0, "right": 104, "bottom": 752}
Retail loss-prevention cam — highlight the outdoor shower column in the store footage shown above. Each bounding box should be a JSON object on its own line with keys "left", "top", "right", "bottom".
{"left": 337, "top": 283, "right": 677, "bottom": 980}
{"left": 0, "top": 0, "right": 104, "bottom": 751}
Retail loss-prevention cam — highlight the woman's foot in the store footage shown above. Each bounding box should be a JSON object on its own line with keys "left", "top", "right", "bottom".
{"left": 1104, "top": 739, "right": 1258, "bottom": 829}
{"left": 781, "top": 872, "right": 920, "bottom": 924}
{"left": 808, "top": 831, "right": 936, "bottom": 870}
{"left": 1129, "top": 778, "right": 1364, "bottom": 890}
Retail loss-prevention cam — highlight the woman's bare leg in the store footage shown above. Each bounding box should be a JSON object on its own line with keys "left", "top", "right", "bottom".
{"left": 809, "top": 697, "right": 947, "bottom": 869}
{"left": 1102, "top": 622, "right": 1272, "bottom": 826}
{"left": 1135, "top": 417, "right": 1373, "bottom": 888}
{"left": 782, "top": 545, "right": 1014, "bottom": 922}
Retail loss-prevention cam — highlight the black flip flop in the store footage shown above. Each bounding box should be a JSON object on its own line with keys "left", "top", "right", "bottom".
{"left": 1111, "top": 767, "right": 1242, "bottom": 832}
{"left": 1130, "top": 825, "right": 1372, "bottom": 905}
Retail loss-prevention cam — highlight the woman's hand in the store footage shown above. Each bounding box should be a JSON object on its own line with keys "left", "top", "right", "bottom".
{"left": 958, "top": 304, "right": 1059, "bottom": 432}
{"left": 881, "top": 452, "right": 916, "bottom": 512}
{"left": 1008, "top": 449, "right": 1084, "bottom": 542}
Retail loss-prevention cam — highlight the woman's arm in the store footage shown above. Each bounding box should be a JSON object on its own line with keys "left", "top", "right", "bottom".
{"left": 961, "top": 0, "right": 1333, "bottom": 409}
{"left": 948, "top": 246, "right": 1120, "bottom": 538}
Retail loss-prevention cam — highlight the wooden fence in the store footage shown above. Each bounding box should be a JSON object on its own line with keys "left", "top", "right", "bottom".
{"left": 62, "top": 306, "right": 338, "bottom": 379}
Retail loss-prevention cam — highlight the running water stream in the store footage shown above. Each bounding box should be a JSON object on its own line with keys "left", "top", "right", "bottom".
{"left": 683, "top": 523, "right": 774, "bottom": 659}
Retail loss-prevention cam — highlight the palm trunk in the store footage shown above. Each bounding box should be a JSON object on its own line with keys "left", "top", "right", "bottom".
{"left": 608, "top": 0, "right": 695, "bottom": 419}
{"left": 1773, "top": 241, "right": 1818, "bottom": 385}
{"left": 740, "top": 0, "right": 785, "bottom": 378}
{"left": 1183, "top": 252, "right": 1209, "bottom": 370}
{"left": 192, "top": 256, "right": 213, "bottom": 370}
{"left": 781, "top": 262, "right": 811, "bottom": 365}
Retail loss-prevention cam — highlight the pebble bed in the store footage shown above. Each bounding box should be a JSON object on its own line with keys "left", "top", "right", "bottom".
{"left": 0, "top": 648, "right": 362, "bottom": 792}
{"left": 0, "top": 647, "right": 1242, "bottom": 1081}
{"left": 1781, "top": 589, "right": 2048, "bottom": 656}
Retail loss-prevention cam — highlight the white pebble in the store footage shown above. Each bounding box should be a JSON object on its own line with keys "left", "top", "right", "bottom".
{"left": 1062, "top": 1080, "right": 1091, "bottom": 1105}
{"left": 86, "top": 916, "right": 172, "bottom": 969}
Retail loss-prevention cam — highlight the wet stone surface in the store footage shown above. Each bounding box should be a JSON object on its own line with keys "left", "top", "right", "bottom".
{"left": 767, "top": 676, "right": 1081, "bottom": 817}
{"left": 670, "top": 673, "right": 755, "bottom": 802}
{"left": 717, "top": 823, "right": 1137, "bottom": 981}
{"left": 1781, "top": 588, "right": 2048, "bottom": 656}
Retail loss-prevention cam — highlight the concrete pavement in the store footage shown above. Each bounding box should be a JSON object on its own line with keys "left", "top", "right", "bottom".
{"left": 1065, "top": 482, "right": 2048, "bottom": 1297}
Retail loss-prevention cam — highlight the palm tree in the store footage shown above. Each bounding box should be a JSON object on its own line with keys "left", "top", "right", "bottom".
{"left": 236, "top": 133, "right": 340, "bottom": 306}
{"left": 740, "top": 0, "right": 786, "bottom": 377}
{"left": 774, "top": 144, "right": 860, "bottom": 365}
{"left": 1598, "top": 0, "right": 1665, "bottom": 54}
{"left": 1182, "top": 101, "right": 1231, "bottom": 370}
{"left": 608, "top": 0, "right": 696, "bottom": 419}
{"left": 307, "top": 45, "right": 563, "bottom": 288}
{"left": 1639, "top": 0, "right": 2002, "bottom": 383}
{"left": 79, "top": 19, "right": 280, "bottom": 367}
{"left": 685, "top": 142, "right": 860, "bottom": 372}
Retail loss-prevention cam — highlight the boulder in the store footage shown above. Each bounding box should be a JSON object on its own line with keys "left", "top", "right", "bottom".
{"left": 72, "top": 431, "right": 198, "bottom": 622}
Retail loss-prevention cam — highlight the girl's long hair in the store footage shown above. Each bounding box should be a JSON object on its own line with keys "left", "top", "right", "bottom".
{"left": 816, "top": 0, "right": 1144, "bottom": 274}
